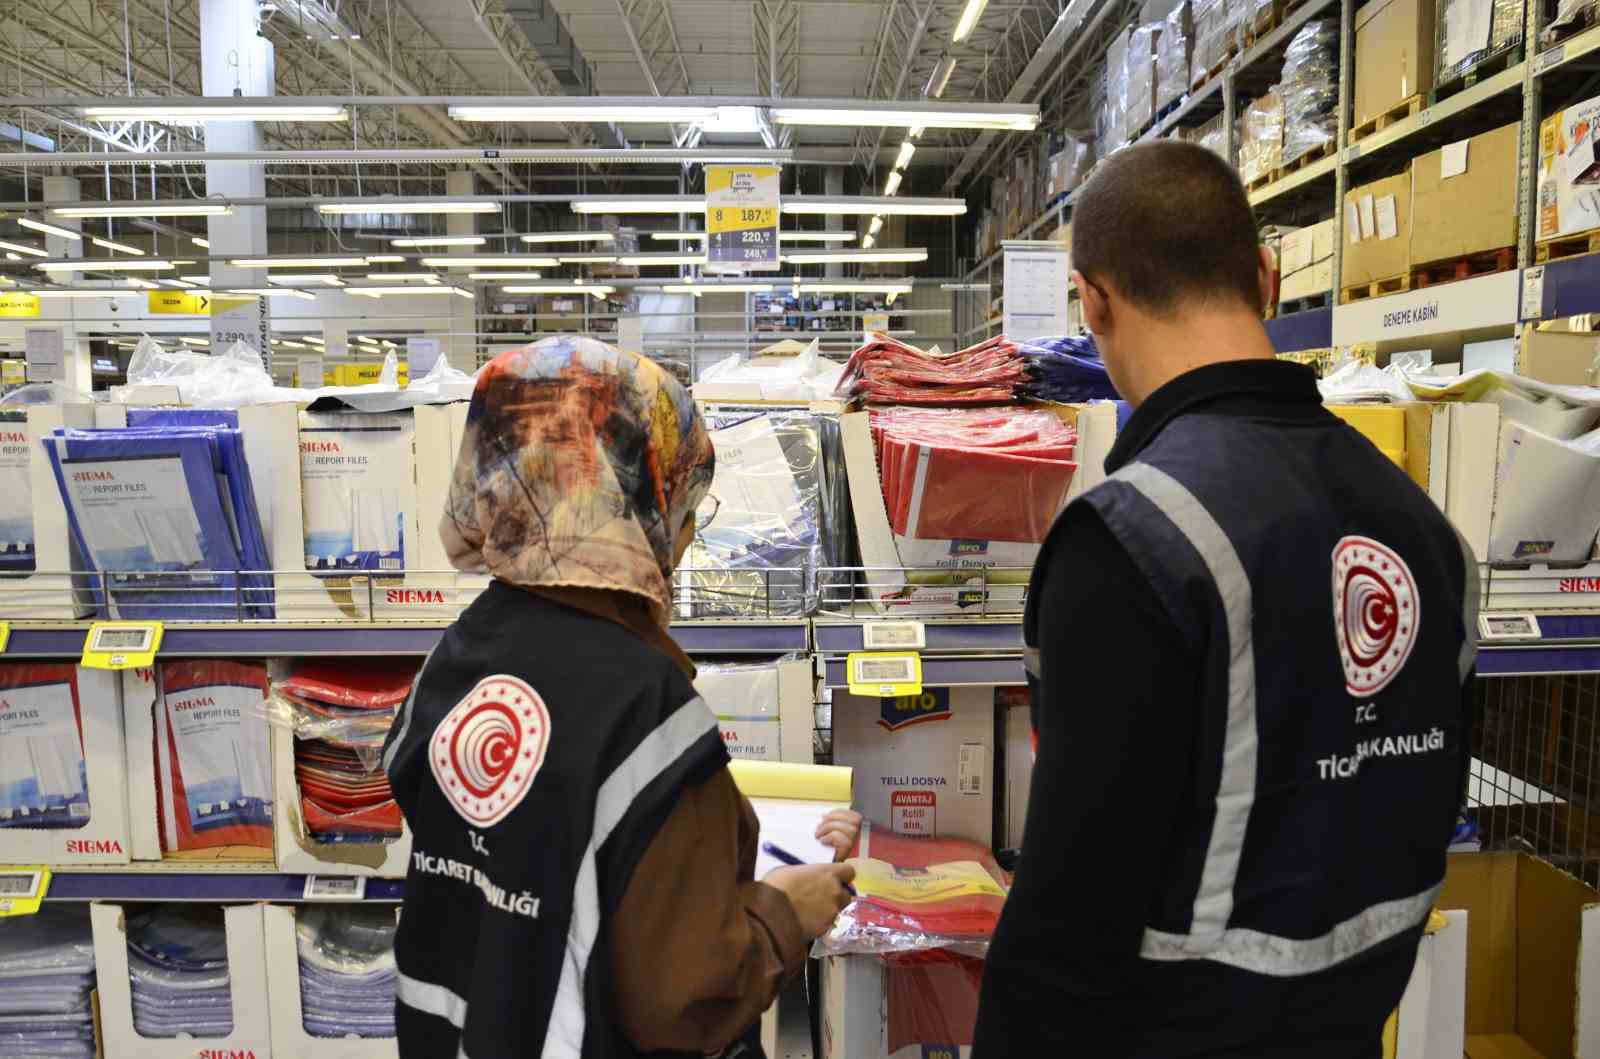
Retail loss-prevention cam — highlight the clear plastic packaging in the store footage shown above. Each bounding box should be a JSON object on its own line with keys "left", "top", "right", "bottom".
{"left": 1233, "top": 0, "right": 1276, "bottom": 47}
{"left": 1125, "top": 22, "right": 1163, "bottom": 133}
{"left": 0, "top": 382, "right": 97, "bottom": 406}
{"left": 692, "top": 339, "right": 845, "bottom": 402}
{"left": 1549, "top": 0, "right": 1596, "bottom": 34}
{"left": 1280, "top": 20, "right": 1339, "bottom": 164}
{"left": 1189, "top": 110, "right": 1232, "bottom": 163}
{"left": 1017, "top": 334, "right": 1120, "bottom": 403}
{"left": 812, "top": 826, "right": 1009, "bottom": 959}
{"left": 125, "top": 337, "right": 284, "bottom": 408}
{"left": 296, "top": 906, "right": 397, "bottom": 1039}
{"left": 1045, "top": 133, "right": 1096, "bottom": 201}
{"left": 1436, "top": 0, "right": 1524, "bottom": 83}
{"left": 1191, "top": 0, "right": 1232, "bottom": 83}
{"left": 1156, "top": 2, "right": 1194, "bottom": 111}
{"left": 1238, "top": 88, "right": 1285, "bottom": 185}
{"left": 0, "top": 664, "right": 92, "bottom": 831}
{"left": 126, "top": 907, "right": 235, "bottom": 1040}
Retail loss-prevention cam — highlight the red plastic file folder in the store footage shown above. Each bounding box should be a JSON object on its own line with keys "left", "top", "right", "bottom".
{"left": 838, "top": 335, "right": 1028, "bottom": 404}
{"left": 277, "top": 659, "right": 419, "bottom": 710}
{"left": 846, "top": 826, "right": 1009, "bottom": 942}
{"left": 885, "top": 951, "right": 986, "bottom": 1057}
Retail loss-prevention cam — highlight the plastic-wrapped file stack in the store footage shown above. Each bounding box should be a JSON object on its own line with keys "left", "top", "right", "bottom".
{"left": 270, "top": 660, "right": 417, "bottom": 843}
{"left": 127, "top": 907, "right": 234, "bottom": 1039}
{"left": 1280, "top": 20, "right": 1339, "bottom": 165}
{"left": 0, "top": 906, "right": 96, "bottom": 1058}
{"left": 1436, "top": 0, "right": 1524, "bottom": 84}
{"left": 296, "top": 907, "right": 397, "bottom": 1039}
{"left": 834, "top": 335, "right": 1027, "bottom": 405}
{"left": 1017, "top": 335, "right": 1120, "bottom": 404}
{"left": 154, "top": 660, "right": 274, "bottom": 853}
{"left": 1155, "top": 2, "right": 1193, "bottom": 112}
{"left": 1238, "top": 88, "right": 1285, "bottom": 185}
{"left": 1191, "top": 0, "right": 1232, "bottom": 83}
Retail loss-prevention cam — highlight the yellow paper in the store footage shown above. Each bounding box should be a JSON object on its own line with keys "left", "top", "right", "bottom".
{"left": 729, "top": 760, "right": 853, "bottom": 803}
{"left": 850, "top": 858, "right": 1006, "bottom": 904}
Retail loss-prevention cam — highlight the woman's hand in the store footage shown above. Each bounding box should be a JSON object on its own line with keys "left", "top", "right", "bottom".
{"left": 815, "top": 809, "right": 863, "bottom": 861}
{"left": 764, "top": 863, "right": 857, "bottom": 938}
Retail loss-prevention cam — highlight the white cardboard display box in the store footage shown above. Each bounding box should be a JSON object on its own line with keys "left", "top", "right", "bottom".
{"left": 821, "top": 953, "right": 979, "bottom": 1059}
{"left": 263, "top": 903, "right": 399, "bottom": 1058}
{"left": 1391, "top": 910, "right": 1468, "bottom": 1059}
{"left": 0, "top": 665, "right": 129, "bottom": 865}
{"left": 832, "top": 684, "right": 994, "bottom": 845}
{"left": 272, "top": 724, "right": 412, "bottom": 877}
{"left": 93, "top": 901, "right": 273, "bottom": 1059}
{"left": 1000, "top": 691, "right": 1034, "bottom": 850}
{"left": 0, "top": 404, "right": 97, "bottom": 618}
{"left": 696, "top": 656, "right": 815, "bottom": 764}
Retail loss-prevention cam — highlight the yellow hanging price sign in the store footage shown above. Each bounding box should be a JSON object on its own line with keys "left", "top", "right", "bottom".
{"left": 0, "top": 867, "right": 51, "bottom": 917}
{"left": 846, "top": 651, "right": 923, "bottom": 698}
{"left": 705, "top": 164, "right": 780, "bottom": 271}
{"left": 81, "top": 621, "right": 163, "bottom": 670}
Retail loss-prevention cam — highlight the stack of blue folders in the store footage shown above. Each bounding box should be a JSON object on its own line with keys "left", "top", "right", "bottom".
{"left": 1017, "top": 334, "right": 1121, "bottom": 404}
{"left": 126, "top": 907, "right": 235, "bottom": 1040}
{"left": 44, "top": 409, "right": 273, "bottom": 620}
{"left": 0, "top": 906, "right": 97, "bottom": 1058}
{"left": 296, "top": 906, "right": 397, "bottom": 1038}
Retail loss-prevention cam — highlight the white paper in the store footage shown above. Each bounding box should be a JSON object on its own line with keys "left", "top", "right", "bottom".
{"left": 1346, "top": 202, "right": 1363, "bottom": 243}
{"left": 1441, "top": 140, "right": 1470, "bottom": 179}
{"left": 298, "top": 411, "right": 413, "bottom": 570}
{"left": 1002, "top": 245, "right": 1071, "bottom": 341}
{"left": 1375, "top": 195, "right": 1400, "bottom": 241}
{"left": 1442, "top": 0, "right": 1494, "bottom": 71}
{"left": 748, "top": 796, "right": 849, "bottom": 879}
{"left": 59, "top": 456, "right": 204, "bottom": 568}
{"left": 406, "top": 336, "right": 442, "bottom": 378}
{"left": 298, "top": 355, "right": 323, "bottom": 388}
{"left": 1522, "top": 265, "right": 1546, "bottom": 320}
{"left": 1358, "top": 195, "right": 1376, "bottom": 240}
{"left": 23, "top": 328, "right": 63, "bottom": 383}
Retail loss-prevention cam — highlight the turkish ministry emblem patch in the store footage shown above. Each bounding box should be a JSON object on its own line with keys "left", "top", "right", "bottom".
{"left": 1332, "top": 535, "right": 1420, "bottom": 697}
{"left": 430, "top": 674, "right": 551, "bottom": 827}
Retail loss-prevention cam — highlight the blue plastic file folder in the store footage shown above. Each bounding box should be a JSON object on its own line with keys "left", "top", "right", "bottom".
{"left": 45, "top": 421, "right": 273, "bottom": 620}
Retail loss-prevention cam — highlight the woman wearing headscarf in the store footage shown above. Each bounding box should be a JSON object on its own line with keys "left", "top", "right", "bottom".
{"left": 382, "top": 337, "right": 857, "bottom": 1059}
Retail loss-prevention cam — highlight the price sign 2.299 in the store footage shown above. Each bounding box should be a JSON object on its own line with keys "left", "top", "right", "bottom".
{"left": 705, "top": 165, "right": 780, "bottom": 272}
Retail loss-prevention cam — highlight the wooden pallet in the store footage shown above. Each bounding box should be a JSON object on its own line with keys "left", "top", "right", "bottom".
{"left": 1348, "top": 95, "right": 1424, "bottom": 145}
{"left": 1190, "top": 42, "right": 1239, "bottom": 91}
{"left": 1272, "top": 140, "right": 1336, "bottom": 180}
{"left": 1536, "top": 231, "right": 1600, "bottom": 263}
{"left": 1244, "top": 167, "right": 1278, "bottom": 193}
{"left": 1277, "top": 291, "right": 1333, "bottom": 315}
{"left": 1340, "top": 274, "right": 1413, "bottom": 303}
{"left": 1243, "top": 3, "right": 1284, "bottom": 46}
{"left": 1411, "top": 247, "right": 1515, "bottom": 287}
{"left": 1432, "top": 41, "right": 1525, "bottom": 103}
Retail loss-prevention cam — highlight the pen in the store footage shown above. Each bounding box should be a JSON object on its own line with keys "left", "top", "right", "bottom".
{"left": 762, "top": 842, "right": 856, "bottom": 895}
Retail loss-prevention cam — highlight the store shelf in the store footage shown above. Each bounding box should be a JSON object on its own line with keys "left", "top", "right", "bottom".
{"left": 1248, "top": 153, "right": 1338, "bottom": 207}
{"left": 1476, "top": 613, "right": 1600, "bottom": 675}
{"left": 822, "top": 655, "right": 1024, "bottom": 689}
{"left": 1533, "top": 21, "right": 1600, "bottom": 75}
{"left": 1342, "top": 62, "right": 1524, "bottom": 165}
{"left": 1331, "top": 269, "right": 1520, "bottom": 345}
{"left": 0, "top": 619, "right": 809, "bottom": 658}
{"left": 1265, "top": 306, "right": 1333, "bottom": 351}
{"left": 46, "top": 870, "right": 405, "bottom": 902}
{"left": 813, "top": 619, "right": 1023, "bottom": 654}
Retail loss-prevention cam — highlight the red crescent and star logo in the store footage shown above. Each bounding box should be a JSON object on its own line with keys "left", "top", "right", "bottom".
{"left": 1332, "top": 535, "right": 1420, "bottom": 697}
{"left": 430, "top": 674, "right": 550, "bottom": 828}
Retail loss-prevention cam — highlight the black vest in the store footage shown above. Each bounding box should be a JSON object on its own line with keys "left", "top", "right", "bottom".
{"left": 1077, "top": 409, "right": 1477, "bottom": 975}
{"left": 382, "top": 582, "right": 727, "bottom": 1059}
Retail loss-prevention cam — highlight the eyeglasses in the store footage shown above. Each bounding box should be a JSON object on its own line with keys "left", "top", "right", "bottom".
{"left": 696, "top": 492, "right": 722, "bottom": 529}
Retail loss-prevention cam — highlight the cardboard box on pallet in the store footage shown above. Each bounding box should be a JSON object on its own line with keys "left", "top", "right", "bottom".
{"left": 1410, "top": 122, "right": 1519, "bottom": 267}
{"left": 1281, "top": 259, "right": 1335, "bottom": 301}
{"left": 1435, "top": 0, "right": 1523, "bottom": 85}
{"left": 1192, "top": 0, "right": 1233, "bottom": 84}
{"left": 1536, "top": 92, "right": 1600, "bottom": 243}
{"left": 1353, "top": 0, "right": 1435, "bottom": 128}
{"left": 1438, "top": 851, "right": 1598, "bottom": 1059}
{"left": 1156, "top": 2, "right": 1194, "bottom": 111}
{"left": 1519, "top": 327, "right": 1599, "bottom": 384}
{"left": 1238, "top": 90, "right": 1284, "bottom": 186}
{"left": 1125, "top": 21, "right": 1163, "bottom": 133}
{"left": 1342, "top": 170, "right": 1413, "bottom": 288}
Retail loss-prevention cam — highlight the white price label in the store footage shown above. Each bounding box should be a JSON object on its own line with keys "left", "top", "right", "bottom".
{"left": 1538, "top": 45, "right": 1566, "bottom": 72}
{"left": 1345, "top": 144, "right": 1362, "bottom": 163}
{"left": 1522, "top": 266, "right": 1546, "bottom": 321}
{"left": 1478, "top": 613, "right": 1542, "bottom": 640}
{"left": 1419, "top": 108, "right": 1434, "bottom": 127}
{"left": 854, "top": 656, "right": 916, "bottom": 684}
{"left": 862, "top": 621, "right": 926, "bottom": 650}
{"left": 303, "top": 875, "right": 367, "bottom": 901}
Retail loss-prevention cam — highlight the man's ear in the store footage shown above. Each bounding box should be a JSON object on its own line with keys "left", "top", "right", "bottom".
{"left": 1073, "top": 269, "right": 1110, "bottom": 335}
{"left": 1257, "top": 244, "right": 1276, "bottom": 314}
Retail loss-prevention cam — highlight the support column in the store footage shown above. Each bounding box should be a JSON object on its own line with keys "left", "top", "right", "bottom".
{"left": 200, "top": 0, "right": 272, "bottom": 362}
{"left": 824, "top": 167, "right": 844, "bottom": 280}
{"left": 445, "top": 170, "right": 478, "bottom": 366}
{"left": 42, "top": 175, "right": 90, "bottom": 391}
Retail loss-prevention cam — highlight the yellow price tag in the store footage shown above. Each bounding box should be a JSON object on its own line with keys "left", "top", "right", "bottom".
{"left": 0, "top": 621, "right": 10, "bottom": 654}
{"left": 846, "top": 651, "right": 922, "bottom": 698}
{"left": 81, "top": 621, "right": 163, "bottom": 670}
{"left": 0, "top": 867, "right": 50, "bottom": 917}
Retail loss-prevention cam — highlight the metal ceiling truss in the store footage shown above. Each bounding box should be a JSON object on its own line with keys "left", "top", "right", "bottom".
{"left": 848, "top": 0, "right": 935, "bottom": 174}
{"left": 612, "top": 0, "right": 701, "bottom": 150}
{"left": 753, "top": 0, "right": 800, "bottom": 146}
{"left": 468, "top": 0, "right": 602, "bottom": 148}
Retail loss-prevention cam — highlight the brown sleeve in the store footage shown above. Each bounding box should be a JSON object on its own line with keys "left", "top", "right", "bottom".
{"left": 610, "top": 766, "right": 808, "bottom": 1054}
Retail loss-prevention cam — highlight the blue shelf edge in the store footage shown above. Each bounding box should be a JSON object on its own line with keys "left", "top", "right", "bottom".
{"left": 46, "top": 872, "right": 405, "bottom": 902}
{"left": 823, "top": 656, "right": 1024, "bottom": 689}
{"left": 1537, "top": 251, "right": 1599, "bottom": 320}
{"left": 1265, "top": 307, "right": 1333, "bottom": 353}
{"left": 813, "top": 621, "right": 1023, "bottom": 654}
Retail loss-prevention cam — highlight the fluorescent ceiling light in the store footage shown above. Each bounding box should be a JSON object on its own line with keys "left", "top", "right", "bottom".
{"left": 884, "top": 171, "right": 903, "bottom": 197}
{"left": 124, "top": 277, "right": 158, "bottom": 288}
{"left": 420, "top": 256, "right": 559, "bottom": 267}
{"left": 519, "top": 232, "right": 616, "bottom": 244}
{"left": 502, "top": 285, "right": 615, "bottom": 296}
{"left": 81, "top": 104, "right": 348, "bottom": 122}
{"left": 468, "top": 271, "right": 542, "bottom": 280}
{"left": 795, "top": 281, "right": 912, "bottom": 294}
{"left": 868, "top": 216, "right": 884, "bottom": 237}
{"left": 390, "top": 235, "right": 485, "bottom": 247}
{"left": 558, "top": 255, "right": 619, "bottom": 264}
{"left": 895, "top": 141, "right": 916, "bottom": 169}
{"left": 952, "top": 0, "right": 989, "bottom": 41}
{"left": 192, "top": 236, "right": 210, "bottom": 248}
{"left": 618, "top": 254, "right": 706, "bottom": 266}
{"left": 180, "top": 337, "right": 208, "bottom": 345}
{"left": 862, "top": 233, "right": 876, "bottom": 249}
{"left": 783, "top": 249, "right": 927, "bottom": 264}
{"left": 349, "top": 286, "right": 474, "bottom": 298}
{"left": 4, "top": 253, "right": 19, "bottom": 261}
{"left": 363, "top": 272, "right": 441, "bottom": 282}
{"left": 160, "top": 278, "right": 197, "bottom": 288}
{"left": 926, "top": 54, "right": 957, "bottom": 98}
{"left": 229, "top": 256, "right": 370, "bottom": 268}
{"left": 224, "top": 288, "right": 316, "bottom": 299}
{"left": 277, "top": 340, "right": 309, "bottom": 349}
{"left": 769, "top": 104, "right": 1034, "bottom": 131}
{"left": 0, "top": 240, "right": 46, "bottom": 257}
{"left": 782, "top": 197, "right": 966, "bottom": 216}
{"left": 317, "top": 201, "right": 498, "bottom": 215}
{"left": 664, "top": 283, "right": 773, "bottom": 294}
{"left": 26, "top": 289, "right": 141, "bottom": 298}
{"left": 364, "top": 254, "right": 405, "bottom": 263}
{"left": 649, "top": 231, "right": 707, "bottom": 241}
{"left": 37, "top": 259, "right": 174, "bottom": 272}
{"left": 19, "top": 218, "right": 80, "bottom": 241}
{"left": 304, "top": 336, "right": 325, "bottom": 345}
{"left": 699, "top": 105, "right": 765, "bottom": 134}
{"left": 448, "top": 103, "right": 717, "bottom": 123}
{"left": 267, "top": 273, "right": 344, "bottom": 286}
{"left": 53, "top": 203, "right": 232, "bottom": 218}
{"left": 92, "top": 237, "right": 145, "bottom": 255}
{"left": 571, "top": 197, "right": 701, "bottom": 214}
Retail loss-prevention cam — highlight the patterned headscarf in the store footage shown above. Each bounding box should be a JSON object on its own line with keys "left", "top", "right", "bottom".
{"left": 442, "top": 337, "right": 714, "bottom": 629}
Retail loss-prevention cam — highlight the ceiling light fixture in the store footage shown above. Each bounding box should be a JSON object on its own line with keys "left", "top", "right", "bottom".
{"left": 317, "top": 201, "right": 499, "bottom": 215}
{"left": 895, "top": 141, "right": 916, "bottom": 169}
{"left": 92, "top": 237, "right": 145, "bottom": 255}
{"left": 192, "top": 236, "right": 210, "bottom": 248}
{"left": 36, "top": 259, "right": 174, "bottom": 272}
{"left": 796, "top": 281, "right": 913, "bottom": 294}
{"left": 782, "top": 249, "right": 927, "bottom": 264}
{"left": 868, "top": 216, "right": 884, "bottom": 237}
{"left": 883, "top": 171, "right": 903, "bottom": 196}
{"left": 348, "top": 286, "right": 475, "bottom": 298}
{"left": 53, "top": 203, "right": 232, "bottom": 218}
{"left": 419, "top": 256, "right": 559, "bottom": 268}
{"left": 648, "top": 230, "right": 857, "bottom": 243}
{"left": 926, "top": 54, "right": 958, "bottom": 98}
{"left": 223, "top": 288, "right": 317, "bottom": 300}
{"left": 952, "top": 0, "right": 989, "bottom": 41}
{"left": 782, "top": 197, "right": 965, "bottom": 216}
{"left": 80, "top": 103, "right": 348, "bottom": 122}
{"left": 25, "top": 289, "right": 141, "bottom": 298}
{"left": 617, "top": 254, "right": 706, "bottom": 266}
{"left": 557, "top": 254, "right": 619, "bottom": 264}
{"left": 862, "top": 233, "right": 876, "bottom": 249}
{"left": 390, "top": 235, "right": 486, "bottom": 247}
{"left": 467, "top": 271, "right": 543, "bottom": 280}
{"left": 362, "top": 272, "right": 441, "bottom": 282}
{"left": 663, "top": 283, "right": 774, "bottom": 294}
{"left": 769, "top": 103, "right": 1033, "bottom": 131}
{"left": 0, "top": 240, "right": 46, "bottom": 257}
{"left": 448, "top": 103, "right": 718, "bottom": 123}
{"left": 364, "top": 254, "right": 405, "bottom": 264}
{"left": 519, "top": 232, "right": 617, "bottom": 244}
{"left": 267, "top": 273, "right": 345, "bottom": 286}
{"left": 18, "top": 218, "right": 80, "bottom": 241}
{"left": 570, "top": 197, "right": 702, "bottom": 214}
{"left": 501, "top": 284, "right": 616, "bottom": 297}
{"left": 228, "top": 256, "right": 370, "bottom": 268}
